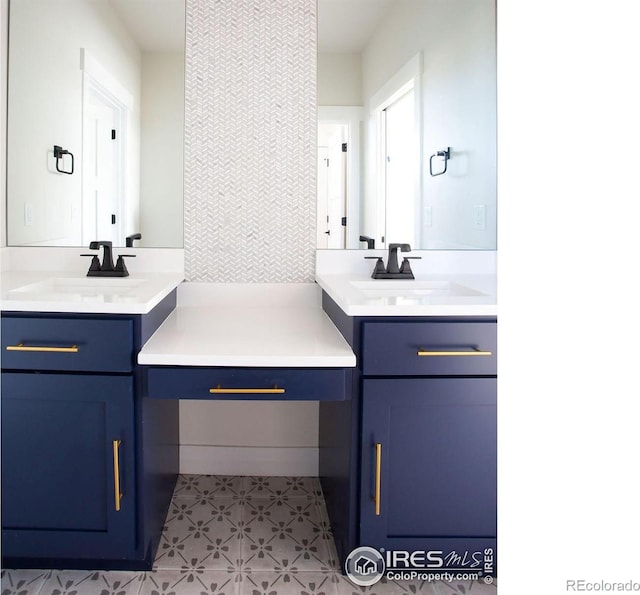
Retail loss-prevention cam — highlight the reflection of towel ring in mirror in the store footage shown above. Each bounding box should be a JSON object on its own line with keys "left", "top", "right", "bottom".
{"left": 429, "top": 147, "right": 451, "bottom": 177}
{"left": 53, "top": 145, "right": 74, "bottom": 175}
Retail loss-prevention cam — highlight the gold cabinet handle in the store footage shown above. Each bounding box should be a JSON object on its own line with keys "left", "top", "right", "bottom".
{"left": 6, "top": 343, "right": 79, "bottom": 353}
{"left": 113, "top": 440, "right": 123, "bottom": 512}
{"left": 209, "top": 385, "right": 285, "bottom": 395}
{"left": 374, "top": 442, "right": 382, "bottom": 516}
{"left": 417, "top": 348, "right": 492, "bottom": 357}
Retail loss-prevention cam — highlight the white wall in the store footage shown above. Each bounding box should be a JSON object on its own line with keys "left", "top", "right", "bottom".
{"left": 0, "top": 0, "right": 7, "bottom": 249}
{"left": 7, "top": 0, "right": 141, "bottom": 246}
{"left": 139, "top": 52, "right": 184, "bottom": 247}
{"left": 179, "top": 400, "right": 319, "bottom": 475}
{"left": 317, "top": 52, "right": 362, "bottom": 106}
{"left": 362, "top": 0, "right": 497, "bottom": 249}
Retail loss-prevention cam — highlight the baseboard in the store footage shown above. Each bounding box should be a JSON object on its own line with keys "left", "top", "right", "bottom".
{"left": 179, "top": 445, "right": 319, "bottom": 476}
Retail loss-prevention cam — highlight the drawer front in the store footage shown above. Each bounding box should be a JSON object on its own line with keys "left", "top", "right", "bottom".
{"left": 146, "top": 367, "right": 348, "bottom": 401}
{"left": 362, "top": 320, "right": 496, "bottom": 376}
{"left": 2, "top": 317, "right": 133, "bottom": 373}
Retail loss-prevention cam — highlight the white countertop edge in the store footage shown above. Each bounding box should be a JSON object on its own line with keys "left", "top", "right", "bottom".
{"left": 337, "top": 303, "right": 498, "bottom": 317}
{"left": 137, "top": 353, "right": 356, "bottom": 367}
{"left": 2, "top": 301, "right": 160, "bottom": 315}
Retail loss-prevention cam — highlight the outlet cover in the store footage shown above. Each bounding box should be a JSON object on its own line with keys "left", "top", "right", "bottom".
{"left": 473, "top": 205, "right": 486, "bottom": 230}
{"left": 424, "top": 206, "right": 433, "bottom": 227}
{"left": 24, "top": 203, "right": 34, "bottom": 226}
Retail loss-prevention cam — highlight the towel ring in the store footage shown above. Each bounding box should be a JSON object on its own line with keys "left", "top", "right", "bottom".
{"left": 429, "top": 147, "right": 451, "bottom": 177}
{"left": 53, "top": 145, "right": 74, "bottom": 175}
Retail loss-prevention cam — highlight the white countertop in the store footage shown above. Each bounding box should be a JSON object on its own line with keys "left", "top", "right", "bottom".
{"left": 315, "top": 272, "right": 497, "bottom": 316}
{"left": 138, "top": 283, "right": 356, "bottom": 367}
{"left": 315, "top": 250, "right": 497, "bottom": 316}
{"left": 0, "top": 270, "right": 184, "bottom": 314}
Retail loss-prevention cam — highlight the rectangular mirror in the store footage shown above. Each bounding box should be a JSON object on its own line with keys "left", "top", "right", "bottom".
{"left": 317, "top": 0, "right": 496, "bottom": 250}
{"left": 6, "top": 0, "right": 185, "bottom": 248}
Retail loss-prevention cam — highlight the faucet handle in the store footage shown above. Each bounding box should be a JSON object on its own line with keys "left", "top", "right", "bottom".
{"left": 81, "top": 253, "right": 101, "bottom": 274}
{"left": 365, "top": 256, "right": 386, "bottom": 278}
{"left": 114, "top": 254, "right": 136, "bottom": 277}
{"left": 399, "top": 257, "right": 418, "bottom": 278}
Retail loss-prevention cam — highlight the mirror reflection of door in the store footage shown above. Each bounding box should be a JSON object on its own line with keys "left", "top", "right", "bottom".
{"left": 381, "top": 86, "right": 418, "bottom": 248}
{"left": 81, "top": 51, "right": 132, "bottom": 247}
{"left": 317, "top": 123, "right": 348, "bottom": 249}
{"left": 83, "top": 94, "right": 123, "bottom": 245}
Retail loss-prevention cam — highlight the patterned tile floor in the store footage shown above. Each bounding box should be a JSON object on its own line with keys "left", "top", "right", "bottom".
{"left": 2, "top": 476, "right": 497, "bottom": 595}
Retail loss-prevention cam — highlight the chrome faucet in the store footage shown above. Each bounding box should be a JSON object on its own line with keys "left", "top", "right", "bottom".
{"left": 82, "top": 241, "right": 135, "bottom": 277}
{"left": 365, "top": 243, "right": 421, "bottom": 279}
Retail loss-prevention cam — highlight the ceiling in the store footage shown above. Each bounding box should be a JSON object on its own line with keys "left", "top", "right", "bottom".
{"left": 318, "top": 0, "right": 395, "bottom": 53}
{"left": 107, "top": 0, "right": 394, "bottom": 55}
{"left": 108, "top": 0, "right": 185, "bottom": 52}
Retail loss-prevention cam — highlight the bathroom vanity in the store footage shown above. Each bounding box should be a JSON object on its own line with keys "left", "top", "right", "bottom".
{"left": 319, "top": 301, "right": 497, "bottom": 562}
{"left": 1, "top": 254, "right": 497, "bottom": 576}
{"left": 315, "top": 253, "right": 498, "bottom": 577}
{"left": 0, "top": 271, "right": 183, "bottom": 569}
{"left": 1, "top": 304, "right": 177, "bottom": 567}
{"left": 0, "top": 269, "right": 356, "bottom": 570}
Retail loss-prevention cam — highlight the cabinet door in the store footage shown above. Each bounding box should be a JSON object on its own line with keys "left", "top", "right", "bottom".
{"left": 360, "top": 378, "right": 496, "bottom": 555}
{"left": 1, "top": 373, "right": 136, "bottom": 560}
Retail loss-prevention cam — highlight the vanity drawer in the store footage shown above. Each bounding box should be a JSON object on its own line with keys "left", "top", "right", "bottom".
{"left": 146, "top": 367, "right": 349, "bottom": 401}
{"left": 1, "top": 316, "right": 134, "bottom": 373}
{"left": 361, "top": 320, "right": 497, "bottom": 376}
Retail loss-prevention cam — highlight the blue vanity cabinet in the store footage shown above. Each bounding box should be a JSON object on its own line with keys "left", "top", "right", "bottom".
{"left": 1, "top": 290, "right": 179, "bottom": 570}
{"left": 360, "top": 377, "right": 497, "bottom": 553}
{"left": 319, "top": 292, "right": 497, "bottom": 571}
{"left": 1, "top": 373, "right": 136, "bottom": 558}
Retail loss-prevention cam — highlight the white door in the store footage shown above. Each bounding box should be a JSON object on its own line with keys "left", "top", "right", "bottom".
{"left": 317, "top": 124, "right": 347, "bottom": 249}
{"left": 317, "top": 146, "right": 331, "bottom": 248}
{"left": 383, "top": 87, "right": 418, "bottom": 246}
{"left": 82, "top": 92, "right": 121, "bottom": 245}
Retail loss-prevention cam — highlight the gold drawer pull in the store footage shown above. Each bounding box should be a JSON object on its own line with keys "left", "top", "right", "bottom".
{"left": 209, "top": 385, "right": 285, "bottom": 395}
{"left": 417, "top": 348, "right": 492, "bottom": 357}
{"left": 113, "top": 440, "right": 123, "bottom": 512}
{"left": 5, "top": 343, "right": 79, "bottom": 353}
{"left": 374, "top": 442, "right": 382, "bottom": 516}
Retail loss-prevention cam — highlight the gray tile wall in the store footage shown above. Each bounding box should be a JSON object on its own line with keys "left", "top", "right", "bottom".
{"left": 184, "top": 0, "right": 317, "bottom": 282}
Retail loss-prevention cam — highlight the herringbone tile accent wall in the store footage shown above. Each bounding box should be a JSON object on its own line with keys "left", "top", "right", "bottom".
{"left": 184, "top": 0, "right": 317, "bottom": 282}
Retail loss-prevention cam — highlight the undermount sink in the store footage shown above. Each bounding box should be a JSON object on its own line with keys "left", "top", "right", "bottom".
{"left": 7, "top": 277, "right": 146, "bottom": 299}
{"left": 349, "top": 279, "right": 484, "bottom": 297}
